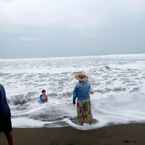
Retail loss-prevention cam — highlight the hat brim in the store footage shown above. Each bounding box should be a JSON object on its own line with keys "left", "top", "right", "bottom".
{"left": 75, "top": 76, "right": 88, "bottom": 81}
{"left": 74, "top": 72, "right": 88, "bottom": 81}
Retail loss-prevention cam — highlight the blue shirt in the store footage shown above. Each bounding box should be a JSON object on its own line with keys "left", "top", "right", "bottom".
{"left": 39, "top": 95, "right": 46, "bottom": 103}
{"left": 73, "top": 80, "right": 92, "bottom": 102}
{"left": 0, "top": 84, "right": 11, "bottom": 117}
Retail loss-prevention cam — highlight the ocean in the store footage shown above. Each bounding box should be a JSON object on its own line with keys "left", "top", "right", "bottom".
{"left": 1, "top": 54, "right": 145, "bottom": 128}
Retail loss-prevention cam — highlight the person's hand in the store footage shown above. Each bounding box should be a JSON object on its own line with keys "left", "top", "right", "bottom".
{"left": 73, "top": 100, "right": 76, "bottom": 105}
{"left": 90, "top": 91, "right": 94, "bottom": 94}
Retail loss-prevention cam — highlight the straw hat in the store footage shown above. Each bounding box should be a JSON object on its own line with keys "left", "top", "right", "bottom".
{"left": 73, "top": 71, "right": 88, "bottom": 81}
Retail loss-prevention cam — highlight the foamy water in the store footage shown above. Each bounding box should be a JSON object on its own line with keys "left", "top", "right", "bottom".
{"left": 1, "top": 54, "right": 145, "bottom": 129}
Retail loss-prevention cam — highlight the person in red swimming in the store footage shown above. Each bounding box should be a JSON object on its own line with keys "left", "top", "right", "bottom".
{"left": 39, "top": 89, "right": 48, "bottom": 103}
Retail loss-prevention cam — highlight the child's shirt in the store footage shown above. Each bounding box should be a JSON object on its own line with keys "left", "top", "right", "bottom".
{"left": 40, "top": 94, "right": 48, "bottom": 103}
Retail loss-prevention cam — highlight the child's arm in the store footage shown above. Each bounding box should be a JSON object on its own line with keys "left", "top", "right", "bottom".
{"left": 73, "top": 86, "right": 78, "bottom": 105}
{"left": 89, "top": 84, "right": 94, "bottom": 94}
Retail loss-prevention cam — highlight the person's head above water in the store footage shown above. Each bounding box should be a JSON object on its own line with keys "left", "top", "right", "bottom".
{"left": 42, "top": 89, "right": 46, "bottom": 94}
{"left": 73, "top": 71, "right": 88, "bottom": 81}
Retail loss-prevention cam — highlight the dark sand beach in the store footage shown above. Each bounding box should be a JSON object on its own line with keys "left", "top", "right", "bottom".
{"left": 1, "top": 123, "right": 145, "bottom": 145}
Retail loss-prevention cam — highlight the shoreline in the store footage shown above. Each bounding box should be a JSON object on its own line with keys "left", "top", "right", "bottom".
{"left": 1, "top": 123, "right": 145, "bottom": 145}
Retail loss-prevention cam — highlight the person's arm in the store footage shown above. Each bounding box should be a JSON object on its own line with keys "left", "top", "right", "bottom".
{"left": 0, "top": 85, "right": 5, "bottom": 100}
{"left": 45, "top": 95, "right": 48, "bottom": 102}
{"left": 0, "top": 84, "right": 11, "bottom": 117}
{"left": 0, "top": 84, "right": 8, "bottom": 104}
{"left": 0, "top": 85, "right": 2, "bottom": 103}
{"left": 89, "top": 84, "right": 94, "bottom": 94}
{"left": 73, "top": 86, "right": 77, "bottom": 105}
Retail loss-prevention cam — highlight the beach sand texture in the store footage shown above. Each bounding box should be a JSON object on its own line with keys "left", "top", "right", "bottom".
{"left": 1, "top": 123, "right": 145, "bottom": 145}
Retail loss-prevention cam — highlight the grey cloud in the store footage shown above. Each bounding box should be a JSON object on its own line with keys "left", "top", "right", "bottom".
{"left": 0, "top": 0, "right": 145, "bottom": 58}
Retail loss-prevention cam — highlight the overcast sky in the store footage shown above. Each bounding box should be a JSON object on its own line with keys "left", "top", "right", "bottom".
{"left": 0, "top": 0, "right": 145, "bottom": 58}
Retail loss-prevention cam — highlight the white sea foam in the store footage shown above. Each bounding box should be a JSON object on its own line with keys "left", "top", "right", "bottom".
{"left": 1, "top": 54, "right": 145, "bottom": 129}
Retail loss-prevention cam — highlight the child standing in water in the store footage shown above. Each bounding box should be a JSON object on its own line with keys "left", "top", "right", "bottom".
{"left": 73, "top": 72, "right": 93, "bottom": 125}
{"left": 39, "top": 89, "right": 48, "bottom": 103}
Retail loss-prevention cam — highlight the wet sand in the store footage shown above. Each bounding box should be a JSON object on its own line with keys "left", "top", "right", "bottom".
{"left": 1, "top": 123, "right": 145, "bottom": 145}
